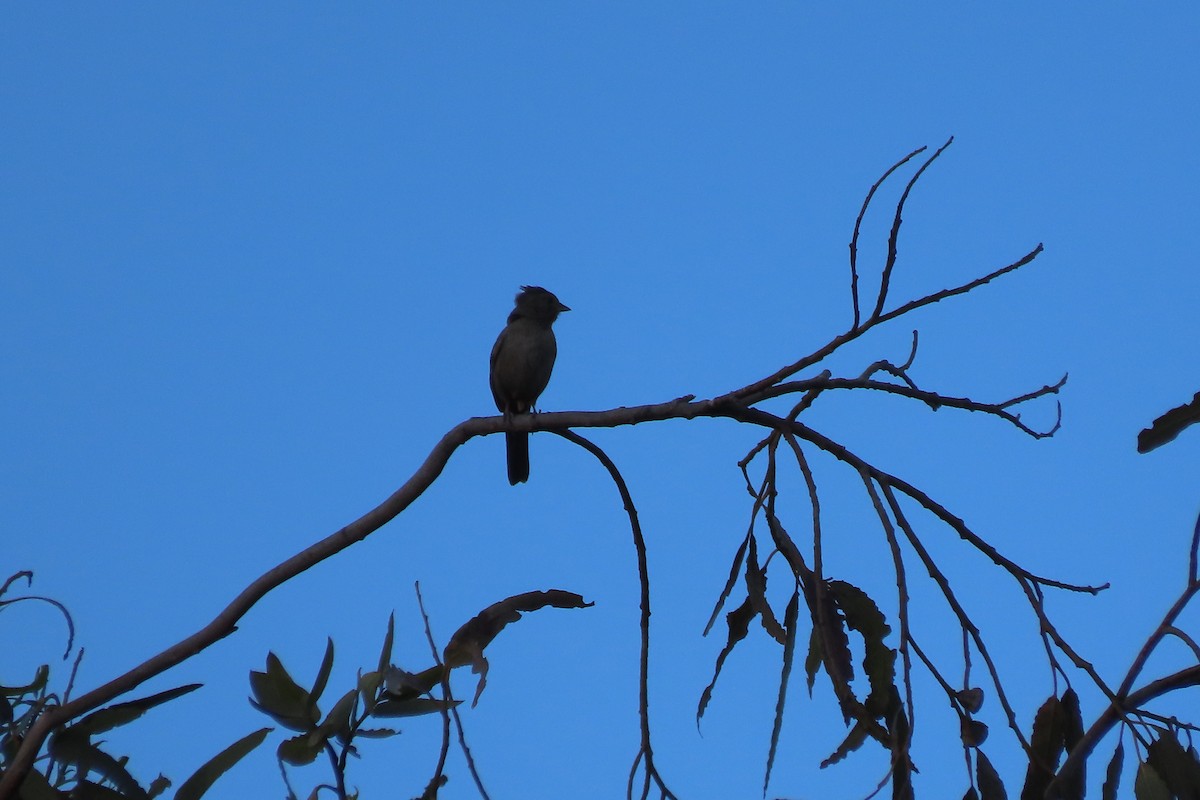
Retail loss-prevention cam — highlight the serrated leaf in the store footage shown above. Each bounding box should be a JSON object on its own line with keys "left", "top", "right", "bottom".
{"left": 249, "top": 653, "right": 314, "bottom": 732}
{"left": 810, "top": 580, "right": 854, "bottom": 721}
{"left": 697, "top": 597, "right": 754, "bottom": 724}
{"left": 977, "top": 750, "right": 1006, "bottom": 800}
{"left": 73, "top": 684, "right": 202, "bottom": 736}
{"left": 763, "top": 589, "right": 800, "bottom": 796}
{"left": 1101, "top": 740, "right": 1123, "bottom": 800}
{"left": 372, "top": 697, "right": 461, "bottom": 718}
{"left": 309, "top": 639, "right": 335, "bottom": 706}
{"left": 175, "top": 727, "right": 270, "bottom": 800}
{"left": 829, "top": 580, "right": 895, "bottom": 717}
{"left": 442, "top": 590, "right": 593, "bottom": 707}
{"left": 70, "top": 778, "right": 128, "bottom": 798}
{"left": 745, "top": 535, "right": 785, "bottom": 644}
{"left": 1133, "top": 761, "right": 1171, "bottom": 800}
{"left": 1021, "top": 694, "right": 1064, "bottom": 799}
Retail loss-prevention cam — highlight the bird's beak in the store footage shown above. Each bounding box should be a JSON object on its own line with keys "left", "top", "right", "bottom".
{"left": 558, "top": 302, "right": 571, "bottom": 312}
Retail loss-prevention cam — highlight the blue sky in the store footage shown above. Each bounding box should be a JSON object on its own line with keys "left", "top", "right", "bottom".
{"left": 3, "top": 5, "right": 1198, "bottom": 799}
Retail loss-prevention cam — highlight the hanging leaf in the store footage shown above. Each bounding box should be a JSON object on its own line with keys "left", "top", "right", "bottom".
{"left": 763, "top": 589, "right": 800, "bottom": 797}
{"left": 1058, "top": 688, "right": 1085, "bottom": 800}
{"left": 1133, "top": 761, "right": 1171, "bottom": 800}
{"left": 1146, "top": 730, "right": 1200, "bottom": 798}
{"left": 704, "top": 533, "right": 751, "bottom": 636}
{"left": 1100, "top": 740, "right": 1123, "bottom": 800}
{"left": 745, "top": 535, "right": 785, "bottom": 645}
{"left": 809, "top": 580, "right": 854, "bottom": 721}
{"left": 1020, "top": 694, "right": 1064, "bottom": 800}
{"left": 820, "top": 721, "right": 870, "bottom": 768}
{"left": 805, "top": 625, "right": 823, "bottom": 696}
{"left": 697, "top": 597, "right": 754, "bottom": 724}
{"left": 828, "top": 580, "right": 895, "bottom": 717}
{"left": 976, "top": 750, "right": 1007, "bottom": 800}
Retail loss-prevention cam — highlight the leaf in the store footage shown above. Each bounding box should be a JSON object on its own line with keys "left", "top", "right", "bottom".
{"left": 828, "top": 580, "right": 895, "bottom": 717}
{"left": 1146, "top": 730, "right": 1200, "bottom": 798}
{"left": 175, "top": 727, "right": 271, "bottom": 800}
{"left": 319, "top": 690, "right": 357, "bottom": 745}
{"left": 1058, "top": 688, "right": 1085, "bottom": 799}
{"left": 704, "top": 533, "right": 750, "bottom": 636}
{"left": 353, "top": 726, "right": 400, "bottom": 740}
{"left": 809, "top": 579, "right": 854, "bottom": 721}
{"left": 1133, "top": 761, "right": 1171, "bottom": 800}
{"left": 696, "top": 597, "right": 754, "bottom": 724}
{"left": 48, "top": 730, "right": 149, "bottom": 800}
{"left": 377, "top": 613, "right": 395, "bottom": 676}
{"left": 0, "top": 663, "right": 50, "bottom": 695}
{"left": 763, "top": 589, "right": 799, "bottom": 797}
{"left": 277, "top": 730, "right": 326, "bottom": 766}
{"left": 383, "top": 665, "right": 445, "bottom": 701}
{"left": 442, "top": 590, "right": 593, "bottom": 707}
{"left": 249, "top": 652, "right": 315, "bottom": 732}
{"left": 372, "top": 697, "right": 461, "bottom": 718}
{"left": 309, "top": 639, "right": 335, "bottom": 706}
{"left": 820, "top": 721, "right": 870, "bottom": 768}
{"left": 805, "top": 625, "right": 822, "bottom": 696}
{"left": 16, "top": 767, "right": 59, "bottom": 800}
{"left": 976, "top": 750, "right": 1007, "bottom": 800}
{"left": 745, "top": 535, "right": 786, "bottom": 645}
{"left": 72, "top": 684, "right": 202, "bottom": 736}
{"left": 1020, "top": 694, "right": 1064, "bottom": 800}
{"left": 1101, "top": 740, "right": 1123, "bottom": 800}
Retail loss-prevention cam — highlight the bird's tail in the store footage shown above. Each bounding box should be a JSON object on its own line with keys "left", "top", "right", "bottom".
{"left": 506, "top": 431, "right": 530, "bottom": 485}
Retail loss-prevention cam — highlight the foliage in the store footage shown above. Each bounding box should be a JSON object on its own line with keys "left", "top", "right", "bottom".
{"left": 247, "top": 590, "right": 592, "bottom": 799}
{"left": 0, "top": 573, "right": 268, "bottom": 799}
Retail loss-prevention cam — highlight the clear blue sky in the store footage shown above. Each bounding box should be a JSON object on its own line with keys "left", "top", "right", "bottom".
{"left": 3, "top": 5, "right": 1198, "bottom": 799}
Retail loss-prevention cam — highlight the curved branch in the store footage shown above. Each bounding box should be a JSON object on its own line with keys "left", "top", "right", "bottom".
{"left": 553, "top": 430, "right": 678, "bottom": 800}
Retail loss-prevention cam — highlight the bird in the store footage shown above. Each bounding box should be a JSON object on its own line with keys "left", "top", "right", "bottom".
{"left": 489, "top": 286, "right": 570, "bottom": 485}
